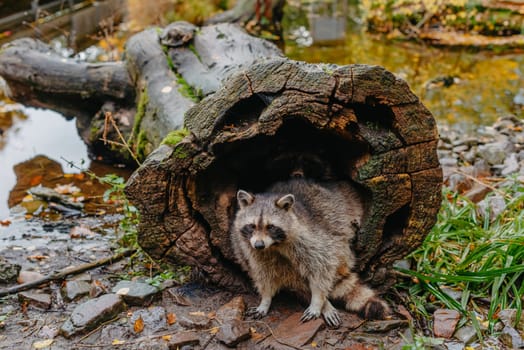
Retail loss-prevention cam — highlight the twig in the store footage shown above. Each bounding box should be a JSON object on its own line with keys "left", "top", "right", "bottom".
{"left": 101, "top": 111, "right": 141, "bottom": 166}
{"left": 0, "top": 249, "right": 136, "bottom": 297}
{"left": 453, "top": 169, "right": 512, "bottom": 199}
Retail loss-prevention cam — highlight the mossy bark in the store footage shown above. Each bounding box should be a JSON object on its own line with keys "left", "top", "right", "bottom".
{"left": 125, "top": 60, "right": 443, "bottom": 291}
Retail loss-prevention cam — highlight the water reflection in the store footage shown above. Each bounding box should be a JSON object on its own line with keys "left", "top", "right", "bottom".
{"left": 284, "top": 8, "right": 524, "bottom": 128}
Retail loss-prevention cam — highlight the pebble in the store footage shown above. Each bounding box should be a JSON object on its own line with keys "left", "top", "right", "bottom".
{"left": 112, "top": 280, "right": 159, "bottom": 306}
{"left": 60, "top": 293, "right": 125, "bottom": 338}
{"left": 18, "top": 291, "right": 52, "bottom": 309}
{"left": 453, "top": 325, "right": 477, "bottom": 344}
{"left": 433, "top": 309, "right": 461, "bottom": 338}
{"left": 17, "top": 270, "right": 44, "bottom": 284}
{"left": 63, "top": 280, "right": 91, "bottom": 301}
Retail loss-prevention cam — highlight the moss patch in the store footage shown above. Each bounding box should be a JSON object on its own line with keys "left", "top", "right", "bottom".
{"left": 129, "top": 88, "right": 149, "bottom": 145}
{"left": 161, "top": 128, "right": 189, "bottom": 146}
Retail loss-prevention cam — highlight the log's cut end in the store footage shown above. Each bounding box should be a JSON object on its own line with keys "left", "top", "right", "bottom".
{"left": 125, "top": 59, "right": 442, "bottom": 290}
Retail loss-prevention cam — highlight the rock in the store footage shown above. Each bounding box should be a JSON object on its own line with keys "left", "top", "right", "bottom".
{"left": 63, "top": 280, "right": 91, "bottom": 301}
{"left": 359, "top": 319, "right": 409, "bottom": 333}
{"left": 0, "top": 258, "right": 21, "bottom": 284}
{"left": 499, "top": 309, "right": 524, "bottom": 331}
{"left": 478, "top": 141, "right": 514, "bottom": 166}
{"left": 167, "top": 332, "right": 200, "bottom": 349}
{"left": 444, "top": 341, "right": 465, "bottom": 350}
{"left": 500, "top": 325, "right": 524, "bottom": 348}
{"left": 501, "top": 153, "right": 520, "bottom": 176}
{"left": 179, "top": 313, "right": 211, "bottom": 329}
{"left": 18, "top": 291, "right": 52, "bottom": 309}
{"left": 17, "top": 270, "right": 44, "bottom": 284}
{"left": 463, "top": 183, "right": 491, "bottom": 203}
{"left": 60, "top": 293, "right": 125, "bottom": 338}
{"left": 453, "top": 325, "right": 477, "bottom": 344}
{"left": 217, "top": 319, "right": 251, "bottom": 347}
{"left": 433, "top": 309, "right": 461, "bottom": 338}
{"left": 440, "top": 157, "right": 458, "bottom": 168}
{"left": 37, "top": 325, "right": 59, "bottom": 339}
{"left": 261, "top": 312, "right": 324, "bottom": 349}
{"left": 112, "top": 280, "right": 159, "bottom": 306}
{"left": 129, "top": 306, "right": 167, "bottom": 335}
{"left": 216, "top": 296, "right": 245, "bottom": 322}
{"left": 477, "top": 194, "right": 506, "bottom": 221}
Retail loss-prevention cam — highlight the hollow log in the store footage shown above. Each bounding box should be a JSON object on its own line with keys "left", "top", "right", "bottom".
{"left": 125, "top": 59, "right": 443, "bottom": 291}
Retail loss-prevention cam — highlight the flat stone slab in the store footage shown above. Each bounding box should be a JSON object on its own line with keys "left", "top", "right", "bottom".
{"left": 112, "top": 280, "right": 159, "bottom": 306}
{"left": 63, "top": 280, "right": 91, "bottom": 301}
{"left": 433, "top": 309, "right": 461, "bottom": 338}
{"left": 262, "top": 312, "right": 324, "bottom": 349}
{"left": 18, "top": 291, "right": 51, "bottom": 309}
{"left": 129, "top": 306, "right": 167, "bottom": 335}
{"left": 217, "top": 319, "right": 251, "bottom": 347}
{"left": 60, "top": 293, "right": 125, "bottom": 338}
{"left": 167, "top": 332, "right": 200, "bottom": 349}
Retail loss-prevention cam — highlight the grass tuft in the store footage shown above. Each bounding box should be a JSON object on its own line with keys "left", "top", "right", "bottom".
{"left": 398, "top": 178, "right": 524, "bottom": 335}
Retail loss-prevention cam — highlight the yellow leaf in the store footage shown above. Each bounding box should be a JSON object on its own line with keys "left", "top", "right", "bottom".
{"left": 311, "top": 341, "right": 317, "bottom": 347}
{"left": 134, "top": 316, "right": 144, "bottom": 333}
{"left": 33, "top": 339, "right": 54, "bottom": 349}
{"left": 112, "top": 339, "right": 126, "bottom": 345}
{"left": 162, "top": 335, "right": 172, "bottom": 341}
{"left": 209, "top": 327, "right": 220, "bottom": 334}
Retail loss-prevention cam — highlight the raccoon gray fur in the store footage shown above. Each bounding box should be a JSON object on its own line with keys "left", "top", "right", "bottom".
{"left": 231, "top": 179, "right": 390, "bottom": 327}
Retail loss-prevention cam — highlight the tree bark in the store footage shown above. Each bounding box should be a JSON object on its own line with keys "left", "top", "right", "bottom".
{"left": 125, "top": 60, "right": 442, "bottom": 291}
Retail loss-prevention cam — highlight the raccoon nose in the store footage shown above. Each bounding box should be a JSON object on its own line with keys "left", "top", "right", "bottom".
{"left": 254, "top": 240, "right": 265, "bottom": 250}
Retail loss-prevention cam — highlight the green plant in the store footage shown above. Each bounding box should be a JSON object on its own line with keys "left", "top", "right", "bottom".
{"left": 146, "top": 266, "right": 191, "bottom": 287}
{"left": 398, "top": 179, "right": 524, "bottom": 335}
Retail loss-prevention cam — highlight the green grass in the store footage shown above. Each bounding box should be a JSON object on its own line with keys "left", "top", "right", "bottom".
{"left": 398, "top": 178, "right": 524, "bottom": 336}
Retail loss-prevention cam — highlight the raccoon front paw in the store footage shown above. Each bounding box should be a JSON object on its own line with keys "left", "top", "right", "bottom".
{"left": 360, "top": 297, "right": 391, "bottom": 320}
{"left": 301, "top": 305, "right": 322, "bottom": 322}
{"left": 246, "top": 305, "right": 269, "bottom": 319}
{"left": 322, "top": 302, "right": 341, "bottom": 328}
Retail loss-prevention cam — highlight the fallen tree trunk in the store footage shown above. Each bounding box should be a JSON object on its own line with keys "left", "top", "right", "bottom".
{"left": 0, "top": 22, "right": 442, "bottom": 292}
{"left": 125, "top": 60, "right": 443, "bottom": 290}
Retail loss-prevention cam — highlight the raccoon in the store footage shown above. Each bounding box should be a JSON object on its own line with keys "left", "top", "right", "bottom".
{"left": 231, "top": 179, "right": 390, "bottom": 327}
{"left": 265, "top": 151, "right": 335, "bottom": 182}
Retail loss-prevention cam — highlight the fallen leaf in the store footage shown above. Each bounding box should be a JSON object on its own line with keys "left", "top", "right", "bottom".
{"left": 33, "top": 339, "right": 53, "bottom": 349}
{"left": 207, "top": 311, "right": 216, "bottom": 319}
{"left": 23, "top": 194, "right": 34, "bottom": 202}
{"left": 209, "top": 327, "right": 220, "bottom": 334}
{"left": 29, "top": 175, "right": 43, "bottom": 186}
{"left": 0, "top": 219, "right": 11, "bottom": 226}
{"left": 311, "top": 341, "right": 317, "bottom": 347}
{"left": 112, "top": 339, "right": 126, "bottom": 345}
{"left": 162, "top": 335, "right": 172, "bottom": 341}
{"left": 166, "top": 313, "right": 177, "bottom": 325}
{"left": 189, "top": 311, "right": 206, "bottom": 317}
{"left": 134, "top": 316, "right": 144, "bottom": 333}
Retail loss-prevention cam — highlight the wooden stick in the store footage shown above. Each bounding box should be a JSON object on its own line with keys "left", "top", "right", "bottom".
{"left": 0, "top": 249, "right": 136, "bottom": 297}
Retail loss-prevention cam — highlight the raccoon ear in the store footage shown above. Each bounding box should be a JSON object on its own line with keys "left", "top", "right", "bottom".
{"left": 237, "top": 190, "right": 255, "bottom": 208}
{"left": 276, "top": 194, "right": 295, "bottom": 210}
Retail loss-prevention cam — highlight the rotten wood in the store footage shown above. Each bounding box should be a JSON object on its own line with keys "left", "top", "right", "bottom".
{"left": 0, "top": 249, "right": 136, "bottom": 297}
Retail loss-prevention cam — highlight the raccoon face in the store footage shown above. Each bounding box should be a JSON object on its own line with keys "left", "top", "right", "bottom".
{"left": 236, "top": 190, "right": 293, "bottom": 250}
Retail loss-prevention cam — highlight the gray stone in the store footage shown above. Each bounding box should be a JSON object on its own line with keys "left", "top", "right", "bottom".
{"left": 217, "top": 319, "right": 251, "bottom": 347}
{"left": 499, "top": 309, "right": 524, "bottom": 331}
{"left": 17, "top": 270, "right": 44, "bottom": 284}
{"left": 440, "top": 157, "right": 458, "bottom": 167}
{"left": 179, "top": 313, "right": 211, "bottom": 329}
{"left": 433, "top": 309, "right": 461, "bottom": 338}
{"left": 478, "top": 141, "right": 514, "bottom": 165}
{"left": 60, "top": 293, "right": 125, "bottom": 338}
{"left": 167, "top": 333, "right": 200, "bottom": 349}
{"left": 18, "top": 291, "right": 52, "bottom": 309}
{"left": 502, "top": 153, "right": 520, "bottom": 176}
{"left": 444, "top": 341, "right": 465, "bottom": 350}
{"left": 112, "top": 280, "right": 159, "bottom": 306}
{"left": 500, "top": 325, "right": 524, "bottom": 348}
{"left": 129, "top": 306, "right": 167, "bottom": 335}
{"left": 453, "top": 325, "right": 477, "bottom": 344}
{"left": 63, "top": 280, "right": 91, "bottom": 301}
{"left": 0, "top": 258, "right": 21, "bottom": 284}
{"left": 477, "top": 194, "right": 506, "bottom": 221}
{"left": 359, "top": 319, "right": 409, "bottom": 333}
